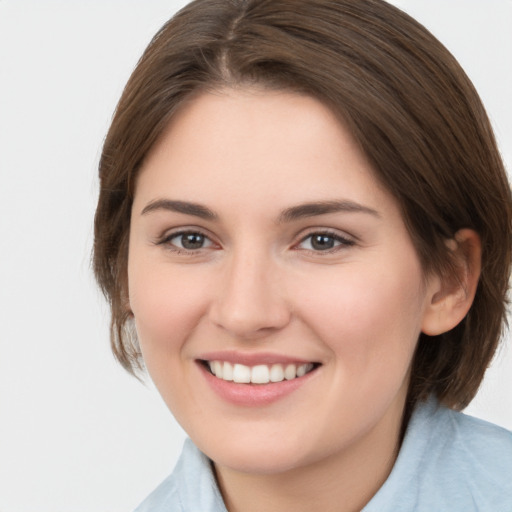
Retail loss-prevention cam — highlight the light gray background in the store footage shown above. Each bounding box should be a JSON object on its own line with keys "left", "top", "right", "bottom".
{"left": 0, "top": 1, "right": 510, "bottom": 511}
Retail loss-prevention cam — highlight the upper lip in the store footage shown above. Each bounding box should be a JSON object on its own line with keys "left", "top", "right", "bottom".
{"left": 196, "top": 350, "right": 318, "bottom": 366}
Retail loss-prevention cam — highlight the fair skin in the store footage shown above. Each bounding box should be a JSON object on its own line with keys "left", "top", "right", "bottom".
{"left": 127, "top": 88, "right": 480, "bottom": 512}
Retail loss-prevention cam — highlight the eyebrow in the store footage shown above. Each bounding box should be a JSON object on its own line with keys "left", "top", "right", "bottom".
{"left": 140, "top": 198, "right": 380, "bottom": 222}
{"left": 141, "top": 199, "right": 218, "bottom": 220}
{"left": 277, "top": 200, "right": 380, "bottom": 223}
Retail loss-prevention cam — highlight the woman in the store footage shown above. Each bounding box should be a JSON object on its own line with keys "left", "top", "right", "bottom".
{"left": 93, "top": 0, "right": 512, "bottom": 510}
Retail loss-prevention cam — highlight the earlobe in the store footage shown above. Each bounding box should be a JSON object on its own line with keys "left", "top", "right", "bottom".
{"left": 421, "top": 229, "right": 481, "bottom": 336}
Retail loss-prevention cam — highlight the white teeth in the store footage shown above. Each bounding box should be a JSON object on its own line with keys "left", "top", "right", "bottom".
{"left": 296, "top": 364, "right": 307, "bottom": 377}
{"left": 233, "top": 363, "right": 251, "bottom": 383}
{"left": 223, "top": 361, "right": 234, "bottom": 381}
{"left": 212, "top": 360, "right": 223, "bottom": 379}
{"left": 269, "top": 364, "right": 284, "bottom": 382}
{"left": 284, "top": 364, "right": 297, "bottom": 380}
{"left": 208, "top": 360, "right": 315, "bottom": 384}
{"left": 251, "top": 365, "right": 270, "bottom": 384}
{"left": 297, "top": 363, "right": 313, "bottom": 377}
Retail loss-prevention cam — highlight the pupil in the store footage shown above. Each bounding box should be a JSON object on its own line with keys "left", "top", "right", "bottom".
{"left": 311, "top": 234, "right": 334, "bottom": 250}
{"left": 182, "top": 233, "right": 204, "bottom": 249}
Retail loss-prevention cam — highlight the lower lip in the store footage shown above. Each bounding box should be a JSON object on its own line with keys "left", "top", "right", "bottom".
{"left": 197, "top": 362, "right": 318, "bottom": 406}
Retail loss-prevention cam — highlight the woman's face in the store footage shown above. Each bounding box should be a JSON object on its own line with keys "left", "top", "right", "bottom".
{"left": 128, "top": 89, "right": 438, "bottom": 474}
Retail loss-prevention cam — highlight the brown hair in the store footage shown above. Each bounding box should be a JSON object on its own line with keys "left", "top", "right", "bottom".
{"left": 93, "top": 0, "right": 512, "bottom": 409}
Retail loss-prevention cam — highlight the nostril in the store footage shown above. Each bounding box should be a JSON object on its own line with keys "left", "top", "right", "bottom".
{"left": 209, "top": 300, "right": 292, "bottom": 339}
{"left": 208, "top": 267, "right": 291, "bottom": 337}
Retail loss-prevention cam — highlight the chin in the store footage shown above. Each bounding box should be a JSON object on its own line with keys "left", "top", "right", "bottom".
{"left": 194, "top": 427, "right": 327, "bottom": 475}
{"left": 213, "top": 447, "right": 310, "bottom": 475}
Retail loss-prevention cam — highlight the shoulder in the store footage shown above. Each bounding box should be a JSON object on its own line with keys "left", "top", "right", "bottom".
{"left": 365, "top": 399, "right": 512, "bottom": 512}
{"left": 133, "top": 439, "right": 227, "bottom": 512}
{"left": 442, "top": 406, "right": 512, "bottom": 475}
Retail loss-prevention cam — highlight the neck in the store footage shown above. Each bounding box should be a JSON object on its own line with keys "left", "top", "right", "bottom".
{"left": 214, "top": 398, "right": 406, "bottom": 512}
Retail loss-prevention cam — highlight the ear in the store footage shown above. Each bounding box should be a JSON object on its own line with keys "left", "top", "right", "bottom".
{"left": 421, "top": 229, "right": 481, "bottom": 336}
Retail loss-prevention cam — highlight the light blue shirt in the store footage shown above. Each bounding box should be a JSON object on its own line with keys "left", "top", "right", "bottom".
{"left": 134, "top": 399, "right": 512, "bottom": 511}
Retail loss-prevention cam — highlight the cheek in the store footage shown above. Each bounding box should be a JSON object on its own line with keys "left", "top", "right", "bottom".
{"left": 292, "top": 259, "right": 426, "bottom": 370}
{"left": 127, "top": 257, "right": 211, "bottom": 358}
{"left": 127, "top": 260, "right": 214, "bottom": 415}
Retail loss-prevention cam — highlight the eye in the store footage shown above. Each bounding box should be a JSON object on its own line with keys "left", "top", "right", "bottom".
{"left": 297, "top": 232, "right": 354, "bottom": 252}
{"left": 163, "top": 231, "right": 214, "bottom": 251}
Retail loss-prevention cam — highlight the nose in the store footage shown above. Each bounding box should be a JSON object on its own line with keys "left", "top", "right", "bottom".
{"left": 209, "top": 249, "right": 291, "bottom": 340}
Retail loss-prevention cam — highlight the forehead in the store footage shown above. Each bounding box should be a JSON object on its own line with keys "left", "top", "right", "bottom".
{"left": 134, "top": 88, "right": 396, "bottom": 219}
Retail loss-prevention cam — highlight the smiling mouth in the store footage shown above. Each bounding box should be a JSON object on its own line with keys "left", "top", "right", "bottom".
{"left": 200, "top": 360, "right": 320, "bottom": 384}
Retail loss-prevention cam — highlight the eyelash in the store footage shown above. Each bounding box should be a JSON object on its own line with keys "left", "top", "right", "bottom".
{"left": 295, "top": 230, "right": 355, "bottom": 254}
{"left": 157, "top": 230, "right": 216, "bottom": 255}
{"left": 156, "top": 229, "right": 355, "bottom": 255}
